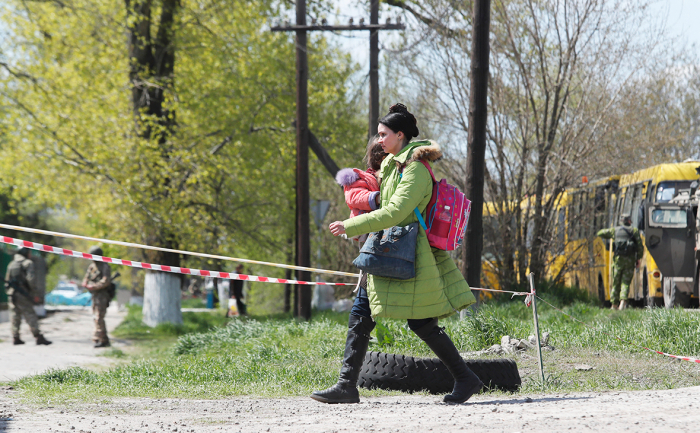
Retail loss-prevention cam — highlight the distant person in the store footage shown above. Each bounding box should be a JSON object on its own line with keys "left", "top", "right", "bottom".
{"left": 229, "top": 264, "right": 247, "bottom": 315}
{"left": 597, "top": 216, "right": 644, "bottom": 310}
{"left": 82, "top": 246, "right": 112, "bottom": 348}
{"left": 5, "top": 247, "right": 52, "bottom": 345}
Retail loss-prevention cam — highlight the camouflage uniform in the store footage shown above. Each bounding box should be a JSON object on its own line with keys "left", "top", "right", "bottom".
{"left": 597, "top": 225, "right": 644, "bottom": 305}
{"left": 84, "top": 261, "right": 112, "bottom": 346}
{"left": 5, "top": 254, "right": 41, "bottom": 339}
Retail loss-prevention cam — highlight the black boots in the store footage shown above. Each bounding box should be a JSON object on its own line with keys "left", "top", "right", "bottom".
{"left": 94, "top": 340, "right": 111, "bottom": 348}
{"left": 414, "top": 319, "right": 483, "bottom": 404}
{"left": 310, "top": 314, "right": 375, "bottom": 404}
{"left": 13, "top": 336, "right": 24, "bottom": 345}
{"left": 35, "top": 334, "right": 52, "bottom": 345}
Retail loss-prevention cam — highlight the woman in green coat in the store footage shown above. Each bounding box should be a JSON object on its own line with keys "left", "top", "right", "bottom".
{"left": 311, "top": 104, "right": 482, "bottom": 405}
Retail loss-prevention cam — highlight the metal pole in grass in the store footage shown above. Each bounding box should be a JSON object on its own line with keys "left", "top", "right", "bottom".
{"left": 528, "top": 273, "right": 545, "bottom": 383}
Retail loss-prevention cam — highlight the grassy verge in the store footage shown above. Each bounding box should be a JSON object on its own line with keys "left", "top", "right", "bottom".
{"left": 13, "top": 292, "right": 700, "bottom": 403}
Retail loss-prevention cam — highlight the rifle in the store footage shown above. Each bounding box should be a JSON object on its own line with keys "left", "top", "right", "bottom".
{"left": 4, "top": 278, "right": 37, "bottom": 305}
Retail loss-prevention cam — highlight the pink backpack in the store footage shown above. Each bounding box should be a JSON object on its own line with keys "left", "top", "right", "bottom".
{"left": 414, "top": 160, "right": 471, "bottom": 251}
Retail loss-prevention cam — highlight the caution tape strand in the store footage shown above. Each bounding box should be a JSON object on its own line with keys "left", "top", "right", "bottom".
{"left": 0, "top": 236, "right": 354, "bottom": 286}
{"left": 0, "top": 223, "right": 359, "bottom": 278}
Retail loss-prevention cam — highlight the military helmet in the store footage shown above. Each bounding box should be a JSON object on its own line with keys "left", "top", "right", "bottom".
{"left": 16, "top": 247, "right": 30, "bottom": 258}
{"left": 88, "top": 245, "right": 104, "bottom": 256}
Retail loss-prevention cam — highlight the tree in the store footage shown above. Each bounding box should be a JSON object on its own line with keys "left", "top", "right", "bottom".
{"left": 385, "top": 0, "right": 689, "bottom": 289}
{"left": 0, "top": 0, "right": 365, "bottom": 321}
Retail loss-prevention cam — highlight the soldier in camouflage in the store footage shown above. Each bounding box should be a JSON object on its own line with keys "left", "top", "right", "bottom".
{"left": 597, "top": 216, "right": 644, "bottom": 310}
{"left": 5, "top": 248, "right": 52, "bottom": 345}
{"left": 82, "top": 246, "right": 112, "bottom": 348}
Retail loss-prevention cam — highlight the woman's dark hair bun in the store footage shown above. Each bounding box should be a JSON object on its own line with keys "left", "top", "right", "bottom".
{"left": 389, "top": 103, "right": 409, "bottom": 114}
{"left": 381, "top": 103, "right": 419, "bottom": 139}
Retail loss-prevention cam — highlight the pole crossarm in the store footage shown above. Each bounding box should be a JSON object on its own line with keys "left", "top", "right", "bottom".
{"left": 271, "top": 24, "right": 405, "bottom": 32}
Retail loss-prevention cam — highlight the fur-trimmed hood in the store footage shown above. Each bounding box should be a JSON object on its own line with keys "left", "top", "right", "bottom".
{"left": 388, "top": 140, "right": 442, "bottom": 170}
{"left": 405, "top": 140, "right": 442, "bottom": 165}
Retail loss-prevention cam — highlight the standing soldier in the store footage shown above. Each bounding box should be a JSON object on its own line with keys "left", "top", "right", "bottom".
{"left": 597, "top": 216, "right": 644, "bottom": 310}
{"left": 82, "top": 246, "right": 112, "bottom": 348}
{"left": 5, "top": 247, "right": 52, "bottom": 345}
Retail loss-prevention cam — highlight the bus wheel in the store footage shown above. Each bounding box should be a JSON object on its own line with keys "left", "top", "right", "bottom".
{"left": 598, "top": 275, "right": 609, "bottom": 308}
{"left": 663, "top": 278, "right": 690, "bottom": 309}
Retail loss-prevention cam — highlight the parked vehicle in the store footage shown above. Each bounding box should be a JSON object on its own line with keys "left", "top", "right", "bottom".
{"left": 45, "top": 281, "right": 92, "bottom": 306}
{"left": 643, "top": 172, "right": 700, "bottom": 308}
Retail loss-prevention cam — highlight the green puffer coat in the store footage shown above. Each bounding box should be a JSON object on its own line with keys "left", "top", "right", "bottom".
{"left": 344, "top": 140, "right": 475, "bottom": 320}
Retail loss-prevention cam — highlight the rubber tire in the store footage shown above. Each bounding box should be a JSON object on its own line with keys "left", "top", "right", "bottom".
{"left": 664, "top": 281, "right": 690, "bottom": 309}
{"left": 357, "top": 351, "right": 521, "bottom": 394}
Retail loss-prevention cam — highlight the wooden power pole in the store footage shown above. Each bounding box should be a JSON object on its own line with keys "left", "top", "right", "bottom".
{"left": 273, "top": 1, "right": 404, "bottom": 320}
{"left": 463, "top": 0, "right": 492, "bottom": 300}
{"left": 369, "top": 0, "right": 380, "bottom": 137}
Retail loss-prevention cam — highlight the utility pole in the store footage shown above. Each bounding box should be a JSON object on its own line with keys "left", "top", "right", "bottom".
{"left": 295, "top": 0, "right": 311, "bottom": 321}
{"left": 463, "top": 0, "right": 492, "bottom": 302}
{"left": 272, "top": 1, "right": 404, "bottom": 320}
{"left": 369, "top": 0, "right": 380, "bottom": 137}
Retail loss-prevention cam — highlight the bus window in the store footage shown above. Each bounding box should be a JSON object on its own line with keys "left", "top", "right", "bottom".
{"left": 630, "top": 184, "right": 644, "bottom": 228}
{"left": 594, "top": 187, "right": 605, "bottom": 231}
{"left": 578, "top": 192, "right": 586, "bottom": 239}
{"left": 614, "top": 190, "right": 626, "bottom": 223}
{"left": 557, "top": 208, "right": 565, "bottom": 253}
{"left": 655, "top": 181, "right": 692, "bottom": 202}
{"left": 650, "top": 208, "right": 687, "bottom": 227}
{"left": 622, "top": 186, "right": 634, "bottom": 217}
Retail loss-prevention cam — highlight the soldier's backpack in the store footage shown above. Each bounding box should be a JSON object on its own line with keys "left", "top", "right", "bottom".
{"left": 613, "top": 226, "right": 637, "bottom": 257}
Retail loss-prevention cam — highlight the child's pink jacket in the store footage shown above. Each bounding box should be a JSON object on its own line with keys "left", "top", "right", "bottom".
{"left": 335, "top": 168, "right": 380, "bottom": 218}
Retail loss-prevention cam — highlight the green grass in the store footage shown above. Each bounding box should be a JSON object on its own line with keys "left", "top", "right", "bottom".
{"left": 13, "top": 285, "right": 700, "bottom": 402}
{"left": 180, "top": 297, "right": 206, "bottom": 309}
{"left": 112, "top": 305, "right": 229, "bottom": 340}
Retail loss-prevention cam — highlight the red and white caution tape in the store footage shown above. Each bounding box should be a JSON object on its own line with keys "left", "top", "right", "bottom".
{"left": 0, "top": 236, "right": 354, "bottom": 286}
{"left": 0, "top": 223, "right": 359, "bottom": 278}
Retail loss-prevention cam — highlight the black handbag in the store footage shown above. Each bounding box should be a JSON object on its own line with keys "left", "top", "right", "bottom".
{"left": 352, "top": 223, "right": 419, "bottom": 280}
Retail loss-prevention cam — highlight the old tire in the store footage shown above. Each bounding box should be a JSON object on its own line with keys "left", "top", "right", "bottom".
{"left": 357, "top": 351, "right": 521, "bottom": 394}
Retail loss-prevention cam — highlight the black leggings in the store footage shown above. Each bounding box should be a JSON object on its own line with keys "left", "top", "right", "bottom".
{"left": 350, "top": 286, "right": 434, "bottom": 331}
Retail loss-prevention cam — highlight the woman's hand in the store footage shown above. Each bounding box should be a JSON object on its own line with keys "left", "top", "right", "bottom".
{"left": 329, "top": 221, "right": 346, "bottom": 236}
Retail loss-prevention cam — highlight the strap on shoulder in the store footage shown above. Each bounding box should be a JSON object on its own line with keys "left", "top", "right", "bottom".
{"left": 418, "top": 160, "right": 436, "bottom": 182}
{"left": 398, "top": 164, "right": 430, "bottom": 231}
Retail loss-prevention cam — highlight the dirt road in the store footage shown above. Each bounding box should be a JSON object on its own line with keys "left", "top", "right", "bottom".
{"left": 1, "top": 385, "right": 699, "bottom": 432}
{"left": 1, "top": 309, "right": 699, "bottom": 432}
{"left": 0, "top": 305, "right": 126, "bottom": 382}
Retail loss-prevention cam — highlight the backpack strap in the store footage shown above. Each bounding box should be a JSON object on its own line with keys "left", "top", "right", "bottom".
{"left": 399, "top": 162, "right": 431, "bottom": 231}
{"left": 418, "top": 159, "right": 436, "bottom": 182}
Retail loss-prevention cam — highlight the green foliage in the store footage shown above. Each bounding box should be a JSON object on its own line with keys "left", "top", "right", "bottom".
{"left": 14, "top": 305, "right": 700, "bottom": 401}
{"left": 180, "top": 297, "right": 206, "bottom": 309}
{"left": 373, "top": 320, "right": 396, "bottom": 349}
{"left": 456, "top": 306, "right": 532, "bottom": 350}
{"left": 0, "top": 0, "right": 366, "bottom": 276}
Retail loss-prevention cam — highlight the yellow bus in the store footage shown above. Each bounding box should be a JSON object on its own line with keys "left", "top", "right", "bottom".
{"left": 481, "top": 176, "right": 619, "bottom": 299}
{"left": 553, "top": 176, "right": 620, "bottom": 304}
{"left": 612, "top": 161, "right": 700, "bottom": 307}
